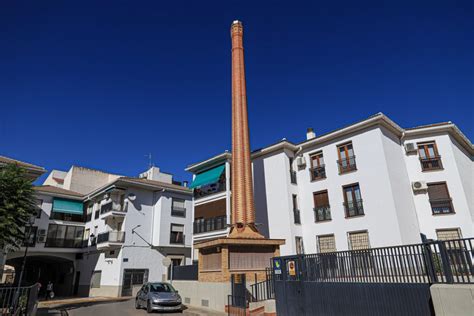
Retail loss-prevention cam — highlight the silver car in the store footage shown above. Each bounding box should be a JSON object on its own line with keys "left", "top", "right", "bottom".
{"left": 135, "top": 282, "right": 182, "bottom": 313}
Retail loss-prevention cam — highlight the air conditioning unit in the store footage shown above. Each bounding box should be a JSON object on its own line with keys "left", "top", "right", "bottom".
{"left": 404, "top": 143, "right": 417, "bottom": 154}
{"left": 37, "top": 229, "right": 46, "bottom": 236}
{"left": 412, "top": 181, "right": 428, "bottom": 192}
{"left": 296, "top": 156, "right": 306, "bottom": 168}
{"left": 37, "top": 235, "right": 47, "bottom": 243}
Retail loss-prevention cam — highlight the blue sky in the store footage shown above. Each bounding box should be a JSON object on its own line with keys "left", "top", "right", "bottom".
{"left": 1, "top": 1, "right": 472, "bottom": 184}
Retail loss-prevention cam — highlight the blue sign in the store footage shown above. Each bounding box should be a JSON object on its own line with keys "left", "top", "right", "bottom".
{"left": 273, "top": 258, "right": 282, "bottom": 275}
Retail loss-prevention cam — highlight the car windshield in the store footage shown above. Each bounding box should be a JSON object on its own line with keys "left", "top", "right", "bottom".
{"left": 149, "top": 283, "right": 176, "bottom": 293}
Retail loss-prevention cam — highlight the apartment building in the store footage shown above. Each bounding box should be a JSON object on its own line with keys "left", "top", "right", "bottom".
{"left": 187, "top": 113, "right": 473, "bottom": 257}
{"left": 4, "top": 163, "right": 193, "bottom": 298}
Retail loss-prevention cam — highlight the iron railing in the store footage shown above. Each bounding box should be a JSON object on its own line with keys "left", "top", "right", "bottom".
{"left": 310, "top": 165, "right": 326, "bottom": 181}
{"left": 343, "top": 199, "right": 364, "bottom": 217}
{"left": 429, "top": 198, "right": 454, "bottom": 215}
{"left": 0, "top": 284, "right": 38, "bottom": 316}
{"left": 293, "top": 209, "right": 301, "bottom": 224}
{"left": 420, "top": 156, "right": 443, "bottom": 171}
{"left": 194, "top": 181, "right": 226, "bottom": 199}
{"left": 97, "top": 231, "right": 125, "bottom": 244}
{"left": 250, "top": 268, "right": 274, "bottom": 302}
{"left": 272, "top": 238, "right": 474, "bottom": 284}
{"left": 337, "top": 156, "right": 357, "bottom": 173}
{"left": 290, "top": 171, "right": 297, "bottom": 184}
{"left": 100, "top": 202, "right": 127, "bottom": 215}
{"left": 314, "top": 206, "right": 331, "bottom": 222}
{"left": 193, "top": 216, "right": 227, "bottom": 234}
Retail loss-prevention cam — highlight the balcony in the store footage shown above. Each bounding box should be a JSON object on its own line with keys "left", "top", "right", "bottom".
{"left": 430, "top": 198, "right": 454, "bottom": 215}
{"left": 194, "top": 182, "right": 226, "bottom": 200}
{"left": 290, "top": 171, "right": 297, "bottom": 184}
{"left": 344, "top": 199, "right": 364, "bottom": 217}
{"left": 314, "top": 205, "right": 331, "bottom": 222}
{"left": 45, "top": 238, "right": 85, "bottom": 249}
{"left": 310, "top": 165, "right": 326, "bottom": 181}
{"left": 420, "top": 156, "right": 443, "bottom": 171}
{"left": 193, "top": 216, "right": 227, "bottom": 234}
{"left": 100, "top": 201, "right": 127, "bottom": 219}
{"left": 293, "top": 209, "right": 301, "bottom": 224}
{"left": 96, "top": 231, "right": 125, "bottom": 250}
{"left": 337, "top": 156, "right": 357, "bottom": 174}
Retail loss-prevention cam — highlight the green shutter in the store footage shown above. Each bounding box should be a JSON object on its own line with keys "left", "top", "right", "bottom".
{"left": 189, "top": 165, "right": 225, "bottom": 189}
{"left": 52, "top": 198, "right": 84, "bottom": 215}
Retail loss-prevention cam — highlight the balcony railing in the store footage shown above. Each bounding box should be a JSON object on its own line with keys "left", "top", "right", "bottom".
{"left": 290, "top": 171, "right": 297, "bottom": 184}
{"left": 310, "top": 165, "right": 326, "bottom": 181}
{"left": 344, "top": 199, "right": 364, "bottom": 217}
{"left": 420, "top": 156, "right": 443, "bottom": 171}
{"left": 314, "top": 205, "right": 331, "bottom": 222}
{"left": 337, "top": 156, "right": 357, "bottom": 174}
{"left": 100, "top": 202, "right": 127, "bottom": 215}
{"left": 430, "top": 198, "right": 454, "bottom": 215}
{"left": 45, "top": 238, "right": 84, "bottom": 248}
{"left": 293, "top": 209, "right": 301, "bottom": 224}
{"left": 193, "top": 215, "right": 227, "bottom": 234}
{"left": 97, "top": 231, "right": 126, "bottom": 244}
{"left": 194, "top": 182, "right": 226, "bottom": 199}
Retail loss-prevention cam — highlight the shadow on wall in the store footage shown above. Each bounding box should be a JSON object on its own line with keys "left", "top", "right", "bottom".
{"left": 253, "top": 158, "right": 269, "bottom": 238}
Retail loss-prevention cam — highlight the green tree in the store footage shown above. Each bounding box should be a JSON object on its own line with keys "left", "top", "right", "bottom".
{"left": 0, "top": 164, "right": 36, "bottom": 249}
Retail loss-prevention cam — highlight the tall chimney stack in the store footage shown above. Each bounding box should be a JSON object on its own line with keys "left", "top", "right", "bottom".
{"left": 230, "top": 20, "right": 259, "bottom": 236}
{"left": 306, "top": 127, "right": 316, "bottom": 140}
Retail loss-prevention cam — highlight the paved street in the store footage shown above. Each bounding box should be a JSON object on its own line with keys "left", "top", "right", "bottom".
{"left": 38, "top": 298, "right": 225, "bottom": 316}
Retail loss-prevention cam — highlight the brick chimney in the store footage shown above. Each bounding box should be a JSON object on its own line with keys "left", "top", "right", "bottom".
{"left": 230, "top": 20, "right": 260, "bottom": 236}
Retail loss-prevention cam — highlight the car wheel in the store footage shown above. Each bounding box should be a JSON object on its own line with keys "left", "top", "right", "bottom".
{"left": 135, "top": 298, "right": 140, "bottom": 309}
{"left": 146, "top": 300, "right": 153, "bottom": 313}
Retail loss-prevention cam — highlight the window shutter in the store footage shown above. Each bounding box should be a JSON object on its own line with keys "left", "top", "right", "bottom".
{"left": 314, "top": 191, "right": 329, "bottom": 207}
{"left": 427, "top": 183, "right": 449, "bottom": 200}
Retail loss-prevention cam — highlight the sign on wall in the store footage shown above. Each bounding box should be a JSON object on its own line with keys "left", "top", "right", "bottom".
{"left": 273, "top": 258, "right": 282, "bottom": 275}
{"left": 287, "top": 260, "right": 296, "bottom": 276}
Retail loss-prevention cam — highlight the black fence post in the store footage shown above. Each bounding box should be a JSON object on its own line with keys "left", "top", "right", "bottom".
{"left": 437, "top": 241, "right": 454, "bottom": 284}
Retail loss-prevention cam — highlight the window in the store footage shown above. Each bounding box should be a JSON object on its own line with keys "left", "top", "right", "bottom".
{"left": 171, "top": 198, "right": 186, "bottom": 217}
{"left": 51, "top": 211, "right": 84, "bottom": 222}
{"left": 295, "top": 236, "right": 304, "bottom": 254}
{"left": 91, "top": 271, "right": 102, "bottom": 288}
{"left": 317, "top": 234, "right": 336, "bottom": 253}
{"left": 94, "top": 208, "right": 100, "bottom": 219}
{"left": 292, "top": 195, "right": 301, "bottom": 224}
{"left": 427, "top": 182, "right": 454, "bottom": 214}
{"left": 343, "top": 183, "right": 364, "bottom": 217}
{"left": 436, "top": 228, "right": 461, "bottom": 241}
{"left": 86, "top": 203, "right": 93, "bottom": 222}
{"left": 314, "top": 190, "right": 331, "bottom": 222}
{"left": 45, "top": 224, "right": 85, "bottom": 248}
{"left": 289, "top": 157, "right": 297, "bottom": 184}
{"left": 35, "top": 199, "right": 43, "bottom": 218}
{"left": 22, "top": 226, "right": 38, "bottom": 247}
{"left": 337, "top": 142, "right": 357, "bottom": 174}
{"left": 310, "top": 152, "right": 326, "bottom": 181}
{"left": 418, "top": 142, "right": 443, "bottom": 171}
{"left": 170, "top": 224, "right": 184, "bottom": 244}
{"left": 348, "top": 231, "right": 370, "bottom": 250}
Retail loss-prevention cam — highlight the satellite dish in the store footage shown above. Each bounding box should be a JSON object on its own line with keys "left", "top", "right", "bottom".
{"left": 162, "top": 257, "right": 172, "bottom": 267}
{"left": 127, "top": 193, "right": 136, "bottom": 201}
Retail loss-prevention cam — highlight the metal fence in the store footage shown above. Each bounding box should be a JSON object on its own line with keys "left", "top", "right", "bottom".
{"left": 273, "top": 238, "right": 473, "bottom": 284}
{"left": 0, "top": 284, "right": 39, "bottom": 315}
{"left": 250, "top": 268, "right": 274, "bottom": 302}
{"left": 172, "top": 264, "right": 198, "bottom": 281}
{"left": 227, "top": 295, "right": 247, "bottom": 316}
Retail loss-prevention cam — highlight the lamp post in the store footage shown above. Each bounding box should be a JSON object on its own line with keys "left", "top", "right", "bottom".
{"left": 13, "top": 215, "right": 36, "bottom": 313}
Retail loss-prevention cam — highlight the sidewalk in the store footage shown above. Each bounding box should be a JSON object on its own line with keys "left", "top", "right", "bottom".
{"left": 38, "top": 296, "right": 131, "bottom": 309}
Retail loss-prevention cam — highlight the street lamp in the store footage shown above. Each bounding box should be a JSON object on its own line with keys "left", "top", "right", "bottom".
{"left": 13, "top": 214, "right": 36, "bottom": 312}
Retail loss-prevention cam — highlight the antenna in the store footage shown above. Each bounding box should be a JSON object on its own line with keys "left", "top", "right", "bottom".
{"left": 145, "top": 153, "right": 154, "bottom": 169}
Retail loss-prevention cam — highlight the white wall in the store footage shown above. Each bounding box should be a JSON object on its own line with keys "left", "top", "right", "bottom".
{"left": 403, "top": 133, "right": 473, "bottom": 240}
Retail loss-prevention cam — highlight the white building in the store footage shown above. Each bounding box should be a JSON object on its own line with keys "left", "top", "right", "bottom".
{"left": 187, "top": 113, "right": 473, "bottom": 257}
{"left": 4, "top": 164, "right": 193, "bottom": 298}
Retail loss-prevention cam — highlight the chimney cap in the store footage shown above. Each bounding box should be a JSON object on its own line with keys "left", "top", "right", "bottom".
{"left": 232, "top": 20, "right": 242, "bottom": 24}
{"left": 307, "top": 127, "right": 314, "bottom": 133}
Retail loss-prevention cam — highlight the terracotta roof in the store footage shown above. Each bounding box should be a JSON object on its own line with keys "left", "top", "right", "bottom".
{"left": 405, "top": 122, "right": 452, "bottom": 130}
{"left": 34, "top": 185, "right": 84, "bottom": 198}
{"left": 0, "top": 156, "right": 46, "bottom": 173}
{"left": 119, "top": 177, "right": 192, "bottom": 193}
